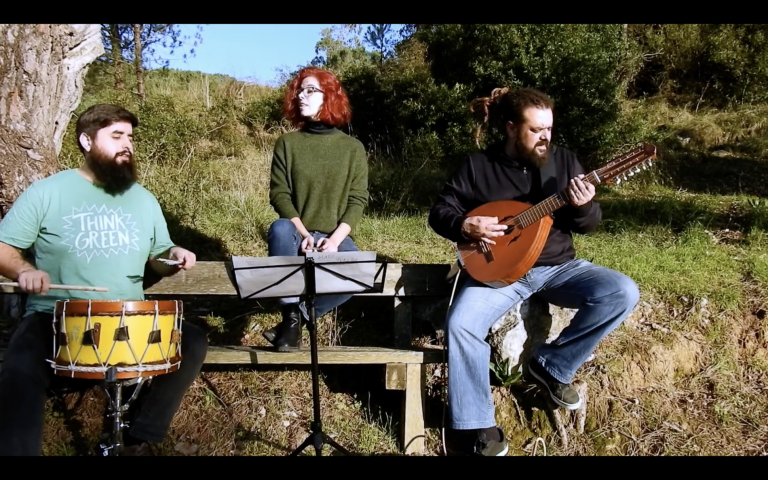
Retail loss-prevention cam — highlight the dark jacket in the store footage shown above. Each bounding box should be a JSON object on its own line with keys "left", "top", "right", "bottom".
{"left": 428, "top": 142, "right": 602, "bottom": 267}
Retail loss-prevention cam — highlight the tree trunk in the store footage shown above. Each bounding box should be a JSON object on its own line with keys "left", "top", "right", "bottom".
{"left": 133, "top": 24, "right": 144, "bottom": 100}
{"left": 109, "top": 23, "right": 124, "bottom": 90}
{"left": 0, "top": 24, "right": 103, "bottom": 319}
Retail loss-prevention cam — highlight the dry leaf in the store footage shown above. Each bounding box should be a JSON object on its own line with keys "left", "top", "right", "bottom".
{"left": 258, "top": 407, "right": 266, "bottom": 417}
{"left": 175, "top": 442, "right": 198, "bottom": 455}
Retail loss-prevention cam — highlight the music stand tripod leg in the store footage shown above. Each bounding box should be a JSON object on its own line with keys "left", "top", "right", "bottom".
{"left": 289, "top": 258, "right": 353, "bottom": 456}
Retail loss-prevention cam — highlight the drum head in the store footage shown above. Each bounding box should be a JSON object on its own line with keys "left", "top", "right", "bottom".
{"left": 55, "top": 299, "right": 182, "bottom": 316}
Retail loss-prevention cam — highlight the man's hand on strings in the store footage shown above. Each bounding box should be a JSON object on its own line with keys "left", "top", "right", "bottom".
{"left": 462, "top": 216, "right": 507, "bottom": 244}
{"left": 567, "top": 174, "right": 595, "bottom": 207}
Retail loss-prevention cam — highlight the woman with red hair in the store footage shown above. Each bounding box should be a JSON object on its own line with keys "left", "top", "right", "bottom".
{"left": 262, "top": 67, "right": 369, "bottom": 352}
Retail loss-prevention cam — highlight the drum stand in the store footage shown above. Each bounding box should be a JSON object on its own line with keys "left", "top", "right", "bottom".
{"left": 98, "top": 368, "right": 149, "bottom": 456}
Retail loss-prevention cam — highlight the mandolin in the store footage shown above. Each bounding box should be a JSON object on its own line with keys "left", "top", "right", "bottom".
{"left": 456, "top": 143, "right": 658, "bottom": 287}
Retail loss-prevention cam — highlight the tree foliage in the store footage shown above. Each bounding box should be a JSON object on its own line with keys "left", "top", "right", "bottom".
{"left": 265, "top": 23, "right": 768, "bottom": 168}
{"left": 99, "top": 24, "right": 204, "bottom": 95}
{"left": 100, "top": 24, "right": 203, "bottom": 68}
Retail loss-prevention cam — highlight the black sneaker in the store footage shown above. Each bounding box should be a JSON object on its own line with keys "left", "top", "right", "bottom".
{"left": 527, "top": 360, "right": 582, "bottom": 410}
{"left": 445, "top": 427, "right": 508, "bottom": 456}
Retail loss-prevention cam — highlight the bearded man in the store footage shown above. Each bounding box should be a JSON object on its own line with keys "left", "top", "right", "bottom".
{"left": 0, "top": 104, "right": 208, "bottom": 456}
{"left": 428, "top": 88, "right": 639, "bottom": 456}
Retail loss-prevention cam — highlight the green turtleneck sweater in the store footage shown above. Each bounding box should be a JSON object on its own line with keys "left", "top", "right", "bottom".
{"left": 269, "top": 123, "right": 369, "bottom": 238}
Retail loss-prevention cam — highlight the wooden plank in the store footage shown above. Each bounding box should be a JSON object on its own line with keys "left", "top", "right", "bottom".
{"left": 1, "top": 262, "right": 455, "bottom": 297}
{"left": 144, "top": 261, "right": 238, "bottom": 296}
{"left": 202, "top": 345, "right": 444, "bottom": 365}
{"left": 0, "top": 345, "right": 446, "bottom": 365}
{"left": 402, "top": 363, "right": 426, "bottom": 454}
{"left": 385, "top": 363, "right": 407, "bottom": 390}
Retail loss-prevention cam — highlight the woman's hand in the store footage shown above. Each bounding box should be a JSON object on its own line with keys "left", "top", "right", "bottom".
{"left": 300, "top": 234, "right": 316, "bottom": 253}
{"left": 316, "top": 237, "right": 339, "bottom": 252}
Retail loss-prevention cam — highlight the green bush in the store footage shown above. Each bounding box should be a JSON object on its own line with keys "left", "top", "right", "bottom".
{"left": 338, "top": 39, "right": 475, "bottom": 167}
{"left": 627, "top": 24, "right": 768, "bottom": 107}
{"left": 241, "top": 89, "right": 285, "bottom": 130}
{"left": 414, "top": 24, "right": 632, "bottom": 168}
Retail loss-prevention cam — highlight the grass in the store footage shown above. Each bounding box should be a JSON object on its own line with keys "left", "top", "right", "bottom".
{"left": 5, "top": 67, "right": 768, "bottom": 455}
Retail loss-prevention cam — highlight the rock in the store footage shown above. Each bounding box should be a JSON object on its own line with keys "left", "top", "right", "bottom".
{"left": 487, "top": 294, "right": 577, "bottom": 375}
{"left": 174, "top": 442, "right": 198, "bottom": 455}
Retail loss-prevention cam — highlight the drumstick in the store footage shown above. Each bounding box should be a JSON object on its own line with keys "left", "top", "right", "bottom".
{"left": 0, "top": 282, "right": 109, "bottom": 292}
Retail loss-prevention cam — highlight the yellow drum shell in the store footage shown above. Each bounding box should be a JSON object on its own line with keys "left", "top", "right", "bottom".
{"left": 52, "top": 300, "right": 182, "bottom": 379}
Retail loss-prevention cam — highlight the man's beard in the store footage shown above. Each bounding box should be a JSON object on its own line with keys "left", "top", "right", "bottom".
{"left": 85, "top": 146, "right": 136, "bottom": 195}
{"left": 517, "top": 136, "right": 550, "bottom": 168}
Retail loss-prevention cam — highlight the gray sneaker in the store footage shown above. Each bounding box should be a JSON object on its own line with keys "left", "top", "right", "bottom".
{"left": 445, "top": 427, "right": 509, "bottom": 456}
{"left": 475, "top": 427, "right": 509, "bottom": 456}
{"left": 528, "top": 360, "right": 582, "bottom": 410}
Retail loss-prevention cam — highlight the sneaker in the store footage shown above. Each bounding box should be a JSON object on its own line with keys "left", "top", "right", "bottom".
{"left": 527, "top": 360, "right": 582, "bottom": 410}
{"left": 475, "top": 427, "right": 508, "bottom": 456}
{"left": 445, "top": 427, "right": 508, "bottom": 456}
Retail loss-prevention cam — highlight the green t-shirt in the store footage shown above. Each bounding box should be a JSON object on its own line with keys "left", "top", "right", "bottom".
{"left": 0, "top": 169, "right": 175, "bottom": 316}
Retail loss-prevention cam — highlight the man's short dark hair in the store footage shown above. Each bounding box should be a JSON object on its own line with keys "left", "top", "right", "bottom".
{"left": 75, "top": 104, "right": 138, "bottom": 152}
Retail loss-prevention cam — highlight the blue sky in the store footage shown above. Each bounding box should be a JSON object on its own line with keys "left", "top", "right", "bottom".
{"left": 152, "top": 24, "right": 403, "bottom": 86}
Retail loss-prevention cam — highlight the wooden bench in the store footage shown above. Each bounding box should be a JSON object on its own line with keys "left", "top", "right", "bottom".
{"left": 0, "top": 261, "right": 453, "bottom": 455}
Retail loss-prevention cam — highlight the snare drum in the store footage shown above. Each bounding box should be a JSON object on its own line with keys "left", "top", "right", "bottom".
{"left": 51, "top": 300, "right": 183, "bottom": 380}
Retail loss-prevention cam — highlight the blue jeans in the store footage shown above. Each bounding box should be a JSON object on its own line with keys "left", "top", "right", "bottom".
{"left": 267, "top": 218, "right": 359, "bottom": 319}
{"left": 446, "top": 258, "right": 640, "bottom": 430}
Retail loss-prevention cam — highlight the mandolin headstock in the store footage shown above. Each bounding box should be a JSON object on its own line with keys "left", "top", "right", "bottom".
{"left": 595, "top": 143, "right": 658, "bottom": 186}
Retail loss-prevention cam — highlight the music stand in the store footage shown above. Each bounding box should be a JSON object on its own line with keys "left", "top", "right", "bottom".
{"left": 231, "top": 252, "right": 387, "bottom": 456}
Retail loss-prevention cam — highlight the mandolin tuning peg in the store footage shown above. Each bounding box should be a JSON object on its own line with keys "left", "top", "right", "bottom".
{"left": 648, "top": 159, "right": 652, "bottom": 166}
{"left": 616, "top": 177, "right": 621, "bottom": 185}
{"left": 628, "top": 170, "right": 635, "bottom": 176}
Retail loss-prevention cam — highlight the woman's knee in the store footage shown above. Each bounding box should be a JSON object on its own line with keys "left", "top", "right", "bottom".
{"left": 268, "top": 218, "right": 298, "bottom": 240}
{"left": 337, "top": 236, "right": 359, "bottom": 252}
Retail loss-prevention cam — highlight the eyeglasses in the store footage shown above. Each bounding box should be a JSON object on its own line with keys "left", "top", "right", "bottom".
{"left": 296, "top": 86, "right": 324, "bottom": 98}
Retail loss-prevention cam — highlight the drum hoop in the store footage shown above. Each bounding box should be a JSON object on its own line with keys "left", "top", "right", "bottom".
{"left": 48, "top": 358, "right": 182, "bottom": 375}
{"left": 54, "top": 300, "right": 182, "bottom": 316}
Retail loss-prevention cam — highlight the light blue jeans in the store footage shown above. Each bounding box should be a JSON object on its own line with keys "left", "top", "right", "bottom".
{"left": 446, "top": 258, "right": 640, "bottom": 430}
{"left": 267, "top": 218, "right": 359, "bottom": 319}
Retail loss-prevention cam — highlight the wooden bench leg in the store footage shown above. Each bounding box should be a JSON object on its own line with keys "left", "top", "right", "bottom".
{"left": 403, "top": 363, "right": 426, "bottom": 455}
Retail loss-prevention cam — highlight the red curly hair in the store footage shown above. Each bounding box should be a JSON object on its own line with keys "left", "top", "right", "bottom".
{"left": 283, "top": 67, "right": 352, "bottom": 128}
